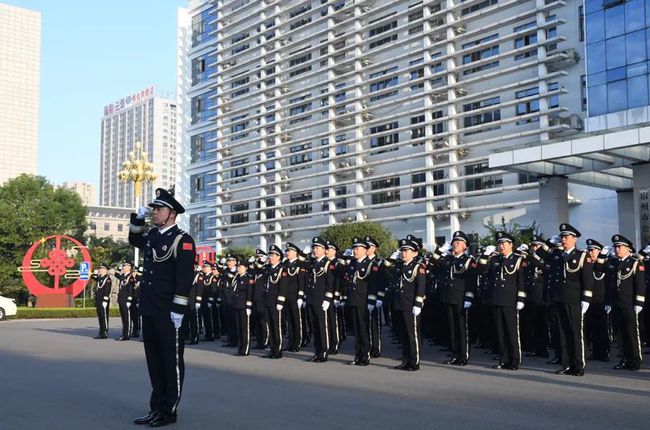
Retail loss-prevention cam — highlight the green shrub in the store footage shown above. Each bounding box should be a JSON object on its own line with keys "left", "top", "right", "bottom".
{"left": 8, "top": 307, "right": 120, "bottom": 319}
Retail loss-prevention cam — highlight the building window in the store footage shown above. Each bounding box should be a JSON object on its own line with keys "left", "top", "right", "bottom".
{"left": 580, "top": 75, "right": 587, "bottom": 111}
{"left": 289, "top": 192, "right": 312, "bottom": 215}
{"left": 463, "top": 97, "right": 501, "bottom": 132}
{"left": 289, "top": 144, "right": 313, "bottom": 166}
{"left": 465, "top": 163, "right": 502, "bottom": 191}
{"left": 104, "top": 223, "right": 110, "bottom": 231}
{"left": 230, "top": 203, "right": 249, "bottom": 224}
{"left": 462, "top": 43, "right": 500, "bottom": 75}
{"left": 433, "top": 169, "right": 445, "bottom": 196}
{"left": 370, "top": 121, "right": 399, "bottom": 154}
{"left": 461, "top": 0, "right": 498, "bottom": 16}
{"left": 191, "top": 7, "right": 217, "bottom": 47}
{"left": 370, "top": 177, "right": 400, "bottom": 205}
{"left": 412, "top": 173, "right": 426, "bottom": 199}
{"left": 513, "top": 22, "right": 537, "bottom": 60}
{"left": 410, "top": 115, "right": 425, "bottom": 140}
{"left": 515, "top": 87, "right": 540, "bottom": 124}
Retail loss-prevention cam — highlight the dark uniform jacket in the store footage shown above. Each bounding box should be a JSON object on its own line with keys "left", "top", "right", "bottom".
{"left": 263, "top": 263, "right": 286, "bottom": 308}
{"left": 251, "top": 261, "right": 267, "bottom": 305}
{"left": 306, "top": 257, "right": 336, "bottom": 305}
{"left": 606, "top": 255, "right": 646, "bottom": 308}
{"left": 282, "top": 258, "right": 307, "bottom": 301}
{"left": 128, "top": 217, "right": 196, "bottom": 317}
{"left": 116, "top": 272, "right": 136, "bottom": 305}
{"left": 230, "top": 273, "right": 255, "bottom": 311}
{"left": 189, "top": 271, "right": 204, "bottom": 307}
{"left": 525, "top": 253, "right": 546, "bottom": 304}
{"left": 92, "top": 274, "right": 112, "bottom": 305}
{"left": 367, "top": 255, "right": 389, "bottom": 305}
{"left": 392, "top": 258, "right": 427, "bottom": 311}
{"left": 479, "top": 253, "right": 527, "bottom": 307}
{"left": 221, "top": 269, "right": 237, "bottom": 305}
{"left": 429, "top": 253, "right": 477, "bottom": 305}
{"left": 537, "top": 247, "right": 593, "bottom": 304}
{"left": 345, "top": 257, "right": 373, "bottom": 308}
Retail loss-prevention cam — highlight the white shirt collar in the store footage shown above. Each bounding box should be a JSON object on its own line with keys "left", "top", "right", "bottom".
{"left": 357, "top": 256, "right": 367, "bottom": 263}
{"left": 159, "top": 224, "right": 177, "bottom": 234}
{"left": 564, "top": 247, "right": 575, "bottom": 254}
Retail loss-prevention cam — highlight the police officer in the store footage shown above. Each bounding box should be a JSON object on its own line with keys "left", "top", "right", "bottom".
{"left": 198, "top": 261, "right": 216, "bottom": 341}
{"left": 129, "top": 188, "right": 196, "bottom": 427}
{"left": 430, "top": 231, "right": 478, "bottom": 366}
{"left": 263, "top": 245, "right": 286, "bottom": 359}
{"left": 392, "top": 237, "right": 427, "bottom": 371}
{"left": 345, "top": 237, "right": 374, "bottom": 366}
{"left": 522, "top": 235, "right": 550, "bottom": 358}
{"left": 184, "top": 264, "right": 204, "bottom": 345}
{"left": 607, "top": 235, "right": 645, "bottom": 371}
{"left": 305, "top": 236, "right": 335, "bottom": 362}
{"left": 283, "top": 242, "right": 307, "bottom": 352}
{"left": 221, "top": 255, "right": 239, "bottom": 348}
{"left": 209, "top": 263, "right": 222, "bottom": 339}
{"left": 250, "top": 249, "right": 270, "bottom": 349}
{"left": 130, "top": 266, "right": 143, "bottom": 338}
{"left": 538, "top": 224, "right": 593, "bottom": 376}
{"left": 92, "top": 263, "right": 112, "bottom": 339}
{"left": 231, "top": 260, "right": 254, "bottom": 356}
{"left": 479, "top": 232, "right": 526, "bottom": 371}
{"left": 116, "top": 262, "right": 136, "bottom": 341}
{"left": 365, "top": 236, "right": 388, "bottom": 358}
{"left": 584, "top": 239, "right": 610, "bottom": 362}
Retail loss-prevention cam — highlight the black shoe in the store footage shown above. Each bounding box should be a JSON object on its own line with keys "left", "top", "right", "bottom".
{"left": 555, "top": 367, "right": 572, "bottom": 375}
{"left": 236, "top": 351, "right": 249, "bottom": 356}
{"left": 613, "top": 361, "right": 629, "bottom": 370}
{"left": 133, "top": 411, "right": 159, "bottom": 425}
{"left": 571, "top": 368, "right": 584, "bottom": 376}
{"left": 270, "top": 352, "right": 282, "bottom": 359}
{"left": 131, "top": 333, "right": 140, "bottom": 338}
{"left": 454, "top": 359, "right": 468, "bottom": 366}
{"left": 94, "top": 334, "right": 108, "bottom": 339}
{"left": 628, "top": 364, "right": 641, "bottom": 371}
{"left": 370, "top": 352, "right": 381, "bottom": 358}
{"left": 308, "top": 354, "right": 319, "bottom": 362}
{"left": 149, "top": 412, "right": 176, "bottom": 427}
{"left": 188, "top": 340, "right": 199, "bottom": 345}
{"left": 393, "top": 362, "right": 408, "bottom": 370}
{"left": 525, "top": 352, "right": 539, "bottom": 357}
{"left": 444, "top": 358, "right": 459, "bottom": 365}
{"left": 115, "top": 336, "right": 129, "bottom": 341}
{"left": 356, "top": 360, "right": 369, "bottom": 366}
{"left": 546, "top": 357, "right": 561, "bottom": 365}
{"left": 493, "top": 362, "right": 508, "bottom": 369}
{"left": 506, "top": 363, "right": 519, "bottom": 371}
{"left": 316, "top": 355, "right": 328, "bottom": 363}
{"left": 406, "top": 364, "right": 420, "bottom": 371}
{"left": 348, "top": 359, "right": 359, "bottom": 366}
{"left": 254, "top": 344, "right": 267, "bottom": 350}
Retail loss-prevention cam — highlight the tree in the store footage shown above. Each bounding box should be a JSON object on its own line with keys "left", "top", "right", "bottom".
{"left": 222, "top": 246, "right": 257, "bottom": 262}
{"left": 320, "top": 221, "right": 398, "bottom": 257}
{"left": 85, "top": 235, "right": 134, "bottom": 269}
{"left": 478, "top": 217, "right": 539, "bottom": 247}
{"left": 0, "top": 174, "right": 87, "bottom": 301}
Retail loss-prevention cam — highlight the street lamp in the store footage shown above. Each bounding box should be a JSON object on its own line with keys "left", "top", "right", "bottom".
{"left": 117, "top": 142, "right": 157, "bottom": 266}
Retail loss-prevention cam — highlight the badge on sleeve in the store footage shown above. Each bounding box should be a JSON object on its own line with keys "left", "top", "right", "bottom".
{"left": 183, "top": 242, "right": 193, "bottom": 251}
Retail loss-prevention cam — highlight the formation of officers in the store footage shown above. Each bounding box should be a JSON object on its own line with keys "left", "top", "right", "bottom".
{"left": 92, "top": 223, "right": 648, "bottom": 375}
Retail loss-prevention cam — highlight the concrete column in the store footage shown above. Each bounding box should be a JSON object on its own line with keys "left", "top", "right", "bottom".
{"left": 616, "top": 189, "right": 635, "bottom": 241}
{"left": 538, "top": 175, "right": 568, "bottom": 235}
{"left": 632, "top": 163, "right": 650, "bottom": 248}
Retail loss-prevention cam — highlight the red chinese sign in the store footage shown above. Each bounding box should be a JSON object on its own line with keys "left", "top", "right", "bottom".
{"left": 19, "top": 235, "right": 92, "bottom": 298}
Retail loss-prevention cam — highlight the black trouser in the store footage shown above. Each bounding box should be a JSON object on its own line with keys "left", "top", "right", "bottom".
{"left": 285, "top": 299, "right": 302, "bottom": 350}
{"left": 220, "top": 303, "right": 231, "bottom": 343}
{"left": 201, "top": 302, "right": 214, "bottom": 339}
{"left": 350, "top": 306, "right": 370, "bottom": 362}
{"left": 253, "top": 302, "right": 269, "bottom": 347}
{"left": 96, "top": 301, "right": 109, "bottom": 336}
{"left": 309, "top": 304, "right": 329, "bottom": 357}
{"left": 142, "top": 316, "right": 185, "bottom": 416}
{"left": 266, "top": 305, "right": 282, "bottom": 355}
{"left": 396, "top": 310, "right": 421, "bottom": 367}
{"left": 235, "top": 309, "right": 251, "bottom": 355}
{"left": 327, "top": 305, "right": 340, "bottom": 353}
{"left": 337, "top": 304, "right": 347, "bottom": 341}
{"left": 556, "top": 303, "right": 585, "bottom": 371}
{"left": 227, "top": 306, "right": 238, "bottom": 347}
{"left": 585, "top": 303, "right": 609, "bottom": 360}
{"left": 445, "top": 303, "right": 469, "bottom": 361}
{"left": 118, "top": 301, "right": 131, "bottom": 338}
{"left": 476, "top": 302, "right": 496, "bottom": 350}
{"left": 492, "top": 306, "right": 521, "bottom": 366}
{"left": 613, "top": 306, "right": 642, "bottom": 368}
{"left": 302, "top": 303, "right": 312, "bottom": 346}
{"left": 548, "top": 303, "right": 562, "bottom": 360}
{"left": 369, "top": 306, "right": 382, "bottom": 355}
{"left": 130, "top": 300, "right": 140, "bottom": 336}
{"left": 211, "top": 303, "right": 221, "bottom": 338}
{"left": 525, "top": 302, "right": 550, "bottom": 355}
{"left": 184, "top": 306, "right": 200, "bottom": 343}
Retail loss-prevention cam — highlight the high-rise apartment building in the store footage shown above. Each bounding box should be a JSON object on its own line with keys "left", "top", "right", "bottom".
{"left": 181, "top": 0, "right": 616, "bottom": 252}
{"left": 0, "top": 3, "right": 41, "bottom": 184}
{"left": 99, "top": 87, "right": 179, "bottom": 208}
{"left": 62, "top": 181, "right": 97, "bottom": 206}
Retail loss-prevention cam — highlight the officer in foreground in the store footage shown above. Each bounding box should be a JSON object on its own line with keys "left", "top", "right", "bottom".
{"left": 129, "top": 188, "right": 196, "bottom": 427}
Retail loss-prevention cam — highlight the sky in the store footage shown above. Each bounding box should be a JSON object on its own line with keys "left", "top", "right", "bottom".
{"left": 4, "top": 0, "right": 187, "bottom": 192}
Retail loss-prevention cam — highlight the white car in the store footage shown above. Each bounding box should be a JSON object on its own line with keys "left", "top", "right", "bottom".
{"left": 0, "top": 295, "right": 17, "bottom": 320}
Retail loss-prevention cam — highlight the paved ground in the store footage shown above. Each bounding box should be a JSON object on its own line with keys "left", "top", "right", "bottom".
{"left": 1, "top": 318, "right": 648, "bottom": 429}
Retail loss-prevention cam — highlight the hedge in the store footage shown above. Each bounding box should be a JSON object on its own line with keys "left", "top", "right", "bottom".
{"left": 8, "top": 307, "right": 120, "bottom": 320}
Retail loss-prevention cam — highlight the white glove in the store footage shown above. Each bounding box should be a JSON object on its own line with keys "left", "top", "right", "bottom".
{"left": 412, "top": 306, "right": 422, "bottom": 317}
{"left": 581, "top": 301, "right": 589, "bottom": 315}
{"left": 195, "top": 302, "right": 201, "bottom": 310}
{"left": 517, "top": 244, "right": 529, "bottom": 253}
{"left": 297, "top": 298, "right": 303, "bottom": 308}
{"left": 219, "top": 257, "right": 226, "bottom": 265}
{"left": 550, "top": 235, "right": 561, "bottom": 245}
{"left": 483, "top": 245, "right": 496, "bottom": 256}
{"left": 322, "top": 300, "right": 330, "bottom": 312}
{"left": 439, "top": 242, "right": 452, "bottom": 254}
{"left": 259, "top": 255, "right": 268, "bottom": 263}
{"left": 302, "top": 246, "right": 311, "bottom": 255}
{"left": 276, "top": 304, "right": 283, "bottom": 311}
{"left": 170, "top": 312, "right": 183, "bottom": 329}
{"left": 516, "top": 301, "right": 525, "bottom": 311}
{"left": 343, "top": 248, "right": 353, "bottom": 257}
{"left": 635, "top": 305, "right": 643, "bottom": 315}
{"left": 600, "top": 246, "right": 611, "bottom": 256}
{"left": 376, "top": 299, "right": 383, "bottom": 308}
{"left": 642, "top": 245, "right": 650, "bottom": 255}
{"left": 126, "top": 302, "right": 131, "bottom": 309}
{"left": 333, "top": 299, "right": 340, "bottom": 307}
{"left": 390, "top": 250, "right": 400, "bottom": 260}
{"left": 102, "top": 301, "right": 108, "bottom": 309}
{"left": 367, "top": 304, "right": 375, "bottom": 313}
{"left": 136, "top": 206, "right": 149, "bottom": 220}
{"left": 246, "top": 308, "right": 252, "bottom": 316}
{"left": 463, "top": 301, "right": 472, "bottom": 309}
{"left": 248, "top": 256, "right": 256, "bottom": 263}
{"left": 605, "top": 305, "right": 612, "bottom": 314}
{"left": 208, "top": 303, "right": 213, "bottom": 309}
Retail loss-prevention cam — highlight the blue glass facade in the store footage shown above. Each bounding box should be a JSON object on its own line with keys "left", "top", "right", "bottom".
{"left": 586, "top": 0, "right": 650, "bottom": 115}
